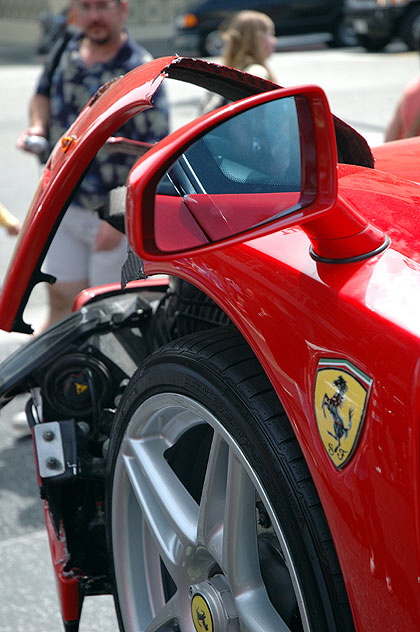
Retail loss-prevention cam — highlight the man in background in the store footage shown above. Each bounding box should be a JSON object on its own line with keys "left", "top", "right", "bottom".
{"left": 17, "top": 0, "right": 169, "bottom": 330}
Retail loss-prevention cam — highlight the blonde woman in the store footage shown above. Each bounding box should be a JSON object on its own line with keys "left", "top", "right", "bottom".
{"left": 199, "top": 11, "right": 277, "bottom": 114}
{"left": 221, "top": 10, "right": 277, "bottom": 81}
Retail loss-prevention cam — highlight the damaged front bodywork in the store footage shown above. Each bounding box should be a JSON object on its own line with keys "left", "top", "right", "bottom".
{"left": 0, "top": 55, "right": 372, "bottom": 335}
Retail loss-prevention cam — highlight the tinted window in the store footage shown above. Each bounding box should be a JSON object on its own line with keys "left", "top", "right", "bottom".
{"left": 168, "top": 97, "right": 301, "bottom": 196}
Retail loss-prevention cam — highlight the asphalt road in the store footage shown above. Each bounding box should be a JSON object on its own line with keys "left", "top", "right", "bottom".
{"left": 0, "top": 39, "right": 418, "bottom": 631}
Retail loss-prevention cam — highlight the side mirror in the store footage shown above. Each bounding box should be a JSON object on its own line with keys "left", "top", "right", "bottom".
{"left": 126, "top": 85, "right": 338, "bottom": 260}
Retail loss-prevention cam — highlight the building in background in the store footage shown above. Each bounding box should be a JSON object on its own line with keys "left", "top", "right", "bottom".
{"left": 0, "top": 0, "right": 191, "bottom": 57}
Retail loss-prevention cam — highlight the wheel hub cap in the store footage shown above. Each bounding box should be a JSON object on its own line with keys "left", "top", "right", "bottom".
{"left": 190, "top": 575, "right": 239, "bottom": 632}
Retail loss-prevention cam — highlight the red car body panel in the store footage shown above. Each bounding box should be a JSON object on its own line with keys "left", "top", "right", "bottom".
{"left": 374, "top": 136, "right": 420, "bottom": 183}
{"left": 44, "top": 506, "right": 81, "bottom": 623}
{"left": 72, "top": 276, "right": 170, "bottom": 311}
{"left": 2, "top": 56, "right": 420, "bottom": 629}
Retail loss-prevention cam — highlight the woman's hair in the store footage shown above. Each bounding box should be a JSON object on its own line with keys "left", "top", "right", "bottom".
{"left": 221, "top": 11, "right": 275, "bottom": 81}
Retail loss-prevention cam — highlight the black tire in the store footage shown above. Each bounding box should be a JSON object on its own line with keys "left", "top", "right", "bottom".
{"left": 329, "top": 16, "right": 357, "bottom": 48}
{"left": 106, "top": 326, "right": 354, "bottom": 631}
{"left": 399, "top": 6, "right": 420, "bottom": 50}
{"left": 356, "top": 33, "right": 390, "bottom": 51}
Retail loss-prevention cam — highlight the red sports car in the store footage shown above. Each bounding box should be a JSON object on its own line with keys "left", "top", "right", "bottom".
{"left": 0, "top": 56, "right": 419, "bottom": 632}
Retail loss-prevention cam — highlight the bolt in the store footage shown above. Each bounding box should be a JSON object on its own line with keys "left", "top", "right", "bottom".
{"left": 77, "top": 421, "right": 90, "bottom": 435}
{"left": 46, "top": 457, "right": 61, "bottom": 470}
{"left": 42, "top": 430, "right": 55, "bottom": 442}
{"left": 258, "top": 514, "right": 269, "bottom": 528}
{"left": 256, "top": 502, "right": 271, "bottom": 529}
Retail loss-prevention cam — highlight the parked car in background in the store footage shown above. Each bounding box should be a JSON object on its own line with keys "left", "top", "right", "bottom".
{"left": 345, "top": 0, "right": 420, "bottom": 51}
{"left": 174, "top": 0, "right": 356, "bottom": 55}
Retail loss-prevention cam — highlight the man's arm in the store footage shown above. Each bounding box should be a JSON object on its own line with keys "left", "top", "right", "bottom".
{"left": 384, "top": 101, "right": 403, "bottom": 142}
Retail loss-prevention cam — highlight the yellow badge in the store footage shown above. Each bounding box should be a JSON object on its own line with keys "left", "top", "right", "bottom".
{"left": 314, "top": 359, "right": 372, "bottom": 469}
{"left": 75, "top": 382, "right": 88, "bottom": 396}
{"left": 61, "top": 135, "right": 76, "bottom": 153}
{"left": 191, "top": 594, "right": 213, "bottom": 632}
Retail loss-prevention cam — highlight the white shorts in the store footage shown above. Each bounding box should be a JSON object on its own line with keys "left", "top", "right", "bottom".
{"left": 43, "top": 204, "right": 128, "bottom": 285}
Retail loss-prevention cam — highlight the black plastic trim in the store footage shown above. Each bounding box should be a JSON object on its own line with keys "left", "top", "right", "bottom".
{"left": 309, "top": 235, "right": 390, "bottom": 264}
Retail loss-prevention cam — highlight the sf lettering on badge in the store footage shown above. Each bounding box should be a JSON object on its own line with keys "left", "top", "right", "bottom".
{"left": 314, "top": 358, "right": 373, "bottom": 469}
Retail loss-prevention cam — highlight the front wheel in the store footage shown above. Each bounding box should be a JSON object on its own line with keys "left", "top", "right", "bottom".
{"left": 329, "top": 16, "right": 357, "bottom": 47}
{"left": 356, "top": 33, "right": 390, "bottom": 51}
{"left": 106, "top": 327, "right": 354, "bottom": 631}
{"left": 399, "top": 6, "right": 420, "bottom": 50}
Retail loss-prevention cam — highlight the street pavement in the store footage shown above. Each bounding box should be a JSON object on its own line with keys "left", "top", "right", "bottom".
{"left": 0, "top": 38, "right": 418, "bottom": 630}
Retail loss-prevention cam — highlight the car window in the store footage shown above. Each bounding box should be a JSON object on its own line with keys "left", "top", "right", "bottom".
{"left": 167, "top": 97, "right": 301, "bottom": 196}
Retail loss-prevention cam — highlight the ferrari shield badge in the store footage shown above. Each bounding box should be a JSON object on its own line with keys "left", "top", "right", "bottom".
{"left": 314, "top": 359, "right": 373, "bottom": 468}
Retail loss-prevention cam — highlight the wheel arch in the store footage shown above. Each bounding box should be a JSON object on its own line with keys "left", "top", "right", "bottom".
{"left": 143, "top": 265, "right": 318, "bottom": 469}
{"left": 146, "top": 268, "right": 297, "bottom": 421}
{"left": 143, "top": 266, "right": 338, "bottom": 549}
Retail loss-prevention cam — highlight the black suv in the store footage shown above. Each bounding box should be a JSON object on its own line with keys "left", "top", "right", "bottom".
{"left": 174, "top": 0, "right": 356, "bottom": 56}
{"left": 345, "top": 0, "right": 420, "bottom": 51}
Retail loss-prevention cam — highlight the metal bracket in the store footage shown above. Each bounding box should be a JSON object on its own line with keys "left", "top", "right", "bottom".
{"left": 34, "top": 420, "right": 77, "bottom": 479}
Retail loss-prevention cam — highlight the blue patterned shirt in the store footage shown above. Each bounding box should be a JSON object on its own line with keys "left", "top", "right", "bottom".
{"left": 36, "top": 31, "right": 169, "bottom": 210}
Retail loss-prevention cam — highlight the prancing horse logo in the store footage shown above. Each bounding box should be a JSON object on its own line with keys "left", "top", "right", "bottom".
{"left": 314, "top": 359, "right": 373, "bottom": 468}
{"left": 321, "top": 375, "right": 353, "bottom": 451}
{"left": 195, "top": 607, "right": 209, "bottom": 631}
{"left": 191, "top": 594, "right": 213, "bottom": 632}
